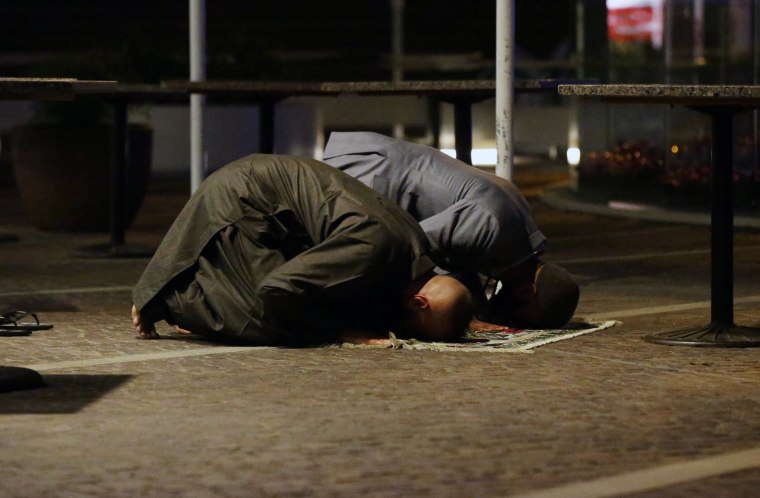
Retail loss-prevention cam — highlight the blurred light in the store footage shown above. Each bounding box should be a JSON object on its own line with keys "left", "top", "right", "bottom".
{"left": 566, "top": 147, "right": 581, "bottom": 166}
{"left": 472, "top": 149, "right": 497, "bottom": 165}
{"left": 608, "top": 200, "right": 650, "bottom": 212}
{"left": 440, "top": 148, "right": 498, "bottom": 166}
{"left": 671, "top": 145, "right": 679, "bottom": 154}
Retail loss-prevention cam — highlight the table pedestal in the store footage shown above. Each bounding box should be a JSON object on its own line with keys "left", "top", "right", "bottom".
{"left": 453, "top": 100, "right": 473, "bottom": 165}
{"left": 76, "top": 100, "right": 153, "bottom": 259}
{"left": 438, "top": 96, "right": 486, "bottom": 166}
{"left": 645, "top": 323, "right": 760, "bottom": 346}
{"left": 644, "top": 108, "right": 760, "bottom": 346}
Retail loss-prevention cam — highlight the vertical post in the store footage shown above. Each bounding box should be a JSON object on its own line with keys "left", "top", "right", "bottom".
{"left": 110, "top": 100, "right": 128, "bottom": 248}
{"left": 693, "top": 0, "right": 705, "bottom": 73}
{"left": 753, "top": 0, "right": 759, "bottom": 179}
{"left": 576, "top": 0, "right": 585, "bottom": 80}
{"left": 664, "top": 0, "right": 673, "bottom": 178}
{"left": 454, "top": 101, "right": 473, "bottom": 166}
{"left": 719, "top": 4, "right": 728, "bottom": 83}
{"left": 496, "top": 0, "right": 514, "bottom": 180}
{"left": 567, "top": 1, "right": 584, "bottom": 188}
{"left": 606, "top": 1, "right": 615, "bottom": 146}
{"left": 710, "top": 110, "right": 735, "bottom": 327}
{"left": 259, "top": 100, "right": 275, "bottom": 154}
{"left": 429, "top": 99, "right": 441, "bottom": 149}
{"left": 190, "top": 0, "right": 206, "bottom": 193}
{"left": 391, "top": 0, "right": 405, "bottom": 139}
{"left": 664, "top": 0, "right": 673, "bottom": 83}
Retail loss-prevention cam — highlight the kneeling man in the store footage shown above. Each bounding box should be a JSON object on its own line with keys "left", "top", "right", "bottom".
{"left": 323, "top": 132, "right": 579, "bottom": 330}
{"left": 131, "top": 154, "right": 473, "bottom": 346}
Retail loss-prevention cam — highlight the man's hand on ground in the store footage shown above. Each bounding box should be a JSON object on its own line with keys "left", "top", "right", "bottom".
{"left": 340, "top": 329, "right": 392, "bottom": 347}
{"left": 468, "top": 318, "right": 514, "bottom": 333}
{"left": 131, "top": 304, "right": 160, "bottom": 339}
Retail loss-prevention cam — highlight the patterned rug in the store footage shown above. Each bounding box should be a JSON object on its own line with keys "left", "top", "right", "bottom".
{"left": 338, "top": 320, "right": 617, "bottom": 353}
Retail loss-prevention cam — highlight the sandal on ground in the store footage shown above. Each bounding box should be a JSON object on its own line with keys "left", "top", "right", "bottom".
{"left": 0, "top": 311, "right": 53, "bottom": 336}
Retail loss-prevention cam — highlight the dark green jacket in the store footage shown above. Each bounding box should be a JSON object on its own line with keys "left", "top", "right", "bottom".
{"left": 133, "top": 154, "right": 434, "bottom": 346}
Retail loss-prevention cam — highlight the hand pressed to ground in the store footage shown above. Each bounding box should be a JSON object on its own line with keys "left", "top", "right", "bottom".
{"left": 339, "top": 329, "right": 393, "bottom": 347}
{"left": 468, "top": 318, "right": 514, "bottom": 333}
{"left": 131, "top": 304, "right": 159, "bottom": 339}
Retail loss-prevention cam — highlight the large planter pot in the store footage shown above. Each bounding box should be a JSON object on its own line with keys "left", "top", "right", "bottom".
{"left": 10, "top": 124, "right": 152, "bottom": 232}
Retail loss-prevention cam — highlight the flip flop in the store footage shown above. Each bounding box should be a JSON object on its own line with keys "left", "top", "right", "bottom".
{"left": 0, "top": 311, "right": 53, "bottom": 336}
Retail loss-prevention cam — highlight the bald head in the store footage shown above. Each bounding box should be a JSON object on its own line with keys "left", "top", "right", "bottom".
{"left": 401, "top": 274, "right": 474, "bottom": 341}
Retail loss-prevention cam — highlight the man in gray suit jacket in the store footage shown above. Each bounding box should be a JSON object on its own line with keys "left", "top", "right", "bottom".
{"left": 322, "top": 132, "right": 579, "bottom": 329}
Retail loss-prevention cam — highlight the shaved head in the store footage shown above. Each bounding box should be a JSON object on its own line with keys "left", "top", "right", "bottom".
{"left": 401, "top": 274, "right": 474, "bottom": 341}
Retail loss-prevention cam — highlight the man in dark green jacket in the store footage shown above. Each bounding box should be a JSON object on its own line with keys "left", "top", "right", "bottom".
{"left": 131, "top": 154, "right": 473, "bottom": 346}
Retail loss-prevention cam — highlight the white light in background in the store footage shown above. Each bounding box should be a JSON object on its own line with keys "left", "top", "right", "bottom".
{"left": 566, "top": 147, "right": 581, "bottom": 166}
{"left": 440, "top": 148, "right": 498, "bottom": 166}
{"left": 472, "top": 149, "right": 497, "bottom": 165}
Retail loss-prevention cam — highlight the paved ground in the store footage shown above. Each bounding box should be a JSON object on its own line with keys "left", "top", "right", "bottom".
{"left": 1, "top": 160, "right": 760, "bottom": 497}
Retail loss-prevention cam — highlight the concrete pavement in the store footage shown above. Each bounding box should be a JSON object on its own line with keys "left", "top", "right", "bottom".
{"left": 1, "top": 162, "right": 760, "bottom": 497}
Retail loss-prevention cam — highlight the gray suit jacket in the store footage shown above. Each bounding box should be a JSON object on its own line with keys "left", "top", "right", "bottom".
{"left": 323, "top": 132, "right": 545, "bottom": 277}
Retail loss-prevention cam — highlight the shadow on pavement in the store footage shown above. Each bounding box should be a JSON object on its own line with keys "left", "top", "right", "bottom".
{"left": 0, "top": 374, "right": 132, "bottom": 414}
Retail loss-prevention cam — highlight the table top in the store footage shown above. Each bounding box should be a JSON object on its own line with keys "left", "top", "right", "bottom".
{"left": 163, "top": 79, "right": 586, "bottom": 99}
{"left": 0, "top": 78, "right": 586, "bottom": 102}
{"left": 164, "top": 80, "right": 495, "bottom": 99}
{"left": 558, "top": 83, "right": 760, "bottom": 106}
{"left": 84, "top": 83, "right": 189, "bottom": 102}
{"left": 3, "top": 77, "right": 622, "bottom": 103}
{"left": 0, "top": 77, "right": 117, "bottom": 100}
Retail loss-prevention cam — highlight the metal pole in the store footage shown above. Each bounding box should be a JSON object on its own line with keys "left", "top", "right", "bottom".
{"left": 719, "top": 5, "right": 728, "bottom": 83}
{"left": 495, "top": 0, "right": 514, "bottom": 180}
{"left": 567, "top": 1, "right": 584, "bottom": 189}
{"left": 664, "top": 0, "right": 673, "bottom": 176}
{"left": 454, "top": 101, "right": 473, "bottom": 165}
{"left": 753, "top": 0, "right": 759, "bottom": 177}
{"left": 259, "top": 100, "right": 275, "bottom": 154}
{"left": 190, "top": 0, "right": 206, "bottom": 193}
{"left": 710, "top": 110, "right": 735, "bottom": 327}
{"left": 576, "top": 0, "right": 585, "bottom": 80}
{"left": 664, "top": 0, "right": 673, "bottom": 83}
{"left": 391, "top": 0, "right": 405, "bottom": 139}
{"left": 110, "top": 101, "right": 128, "bottom": 248}
{"left": 694, "top": 0, "right": 705, "bottom": 73}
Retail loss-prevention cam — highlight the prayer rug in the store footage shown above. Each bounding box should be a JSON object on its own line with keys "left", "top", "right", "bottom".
{"left": 338, "top": 320, "right": 617, "bottom": 353}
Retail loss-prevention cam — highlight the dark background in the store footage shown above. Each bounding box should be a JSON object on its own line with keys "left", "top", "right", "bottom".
{"left": 0, "top": 1, "right": 585, "bottom": 81}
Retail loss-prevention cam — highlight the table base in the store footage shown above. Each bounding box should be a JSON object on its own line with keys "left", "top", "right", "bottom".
{"left": 644, "top": 323, "right": 760, "bottom": 347}
{"left": 0, "top": 366, "right": 44, "bottom": 393}
{"left": 75, "top": 243, "right": 154, "bottom": 259}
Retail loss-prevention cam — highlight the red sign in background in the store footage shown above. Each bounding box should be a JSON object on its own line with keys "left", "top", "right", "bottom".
{"left": 608, "top": 6, "right": 655, "bottom": 42}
